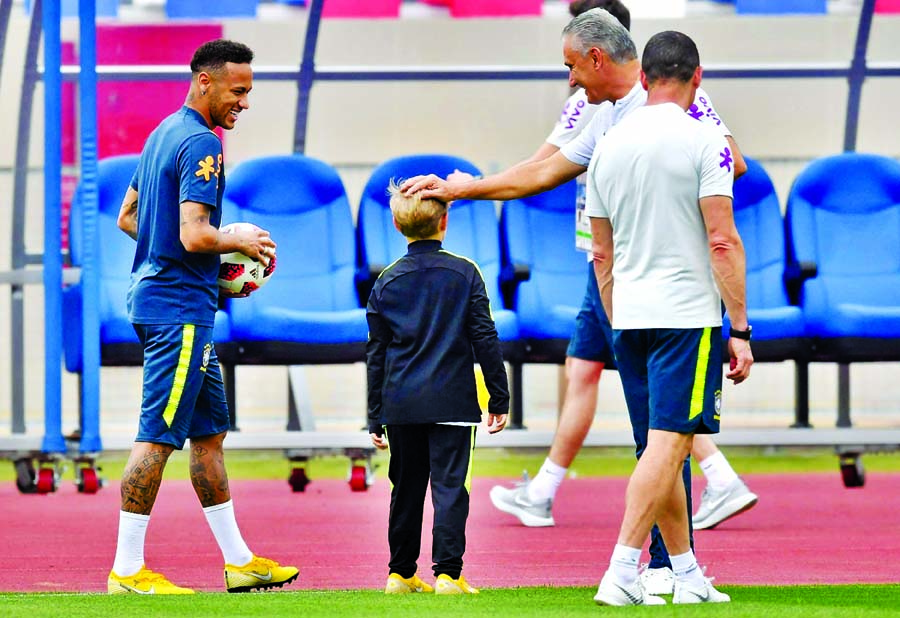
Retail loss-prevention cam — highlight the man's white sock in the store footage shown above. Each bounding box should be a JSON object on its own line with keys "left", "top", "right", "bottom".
{"left": 670, "top": 550, "right": 706, "bottom": 586}
{"left": 609, "top": 543, "right": 641, "bottom": 586}
{"left": 698, "top": 450, "right": 739, "bottom": 491}
{"left": 203, "top": 500, "right": 253, "bottom": 566}
{"left": 112, "top": 511, "right": 150, "bottom": 577}
{"left": 526, "top": 458, "right": 567, "bottom": 503}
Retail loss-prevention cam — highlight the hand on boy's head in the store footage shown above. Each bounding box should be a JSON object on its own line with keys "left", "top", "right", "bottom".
{"left": 486, "top": 413, "right": 507, "bottom": 434}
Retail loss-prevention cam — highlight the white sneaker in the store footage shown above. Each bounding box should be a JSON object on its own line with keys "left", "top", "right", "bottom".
{"left": 692, "top": 478, "right": 759, "bottom": 530}
{"left": 639, "top": 565, "right": 675, "bottom": 595}
{"left": 673, "top": 577, "right": 731, "bottom": 604}
{"left": 593, "top": 570, "right": 666, "bottom": 606}
{"left": 489, "top": 474, "right": 554, "bottom": 527}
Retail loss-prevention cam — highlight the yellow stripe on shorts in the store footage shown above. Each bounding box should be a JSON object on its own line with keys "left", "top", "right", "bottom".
{"left": 688, "top": 327, "right": 712, "bottom": 420}
{"left": 464, "top": 426, "right": 476, "bottom": 494}
{"left": 162, "top": 325, "right": 195, "bottom": 427}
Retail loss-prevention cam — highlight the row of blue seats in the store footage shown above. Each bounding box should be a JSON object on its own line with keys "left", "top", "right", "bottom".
{"left": 62, "top": 151, "right": 900, "bottom": 424}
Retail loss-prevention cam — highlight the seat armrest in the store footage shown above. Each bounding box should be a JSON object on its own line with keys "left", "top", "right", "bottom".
{"left": 784, "top": 260, "right": 817, "bottom": 305}
{"left": 500, "top": 263, "right": 530, "bottom": 309}
{"left": 355, "top": 263, "right": 386, "bottom": 306}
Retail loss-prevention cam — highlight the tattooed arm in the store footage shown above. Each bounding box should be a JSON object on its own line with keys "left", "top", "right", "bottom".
{"left": 117, "top": 187, "right": 139, "bottom": 241}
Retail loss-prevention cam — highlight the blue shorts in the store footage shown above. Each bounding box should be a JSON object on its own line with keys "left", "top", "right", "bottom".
{"left": 612, "top": 327, "right": 722, "bottom": 439}
{"left": 134, "top": 323, "right": 229, "bottom": 449}
{"left": 566, "top": 263, "right": 616, "bottom": 367}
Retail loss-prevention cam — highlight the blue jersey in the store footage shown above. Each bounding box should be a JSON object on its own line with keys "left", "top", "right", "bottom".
{"left": 127, "top": 106, "right": 225, "bottom": 327}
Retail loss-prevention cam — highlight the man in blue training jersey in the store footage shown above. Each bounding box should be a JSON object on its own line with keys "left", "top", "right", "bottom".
{"left": 108, "top": 39, "right": 297, "bottom": 595}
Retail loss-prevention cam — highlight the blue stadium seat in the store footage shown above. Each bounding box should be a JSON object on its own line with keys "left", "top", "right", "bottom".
{"left": 64, "top": 155, "right": 142, "bottom": 373}
{"left": 223, "top": 154, "right": 368, "bottom": 364}
{"left": 499, "top": 179, "right": 585, "bottom": 361}
{"left": 357, "top": 154, "right": 520, "bottom": 348}
{"left": 165, "top": 0, "right": 258, "bottom": 18}
{"left": 64, "top": 154, "right": 233, "bottom": 372}
{"left": 728, "top": 157, "right": 807, "bottom": 360}
{"left": 785, "top": 152, "right": 900, "bottom": 361}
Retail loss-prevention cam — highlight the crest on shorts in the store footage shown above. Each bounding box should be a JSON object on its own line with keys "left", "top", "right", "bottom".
{"left": 201, "top": 343, "right": 212, "bottom": 371}
{"left": 714, "top": 389, "right": 722, "bottom": 413}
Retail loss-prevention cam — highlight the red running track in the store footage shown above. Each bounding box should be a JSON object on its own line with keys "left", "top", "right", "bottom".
{"left": 2, "top": 472, "right": 899, "bottom": 593}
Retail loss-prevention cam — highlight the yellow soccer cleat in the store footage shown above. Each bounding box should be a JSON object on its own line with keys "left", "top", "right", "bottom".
{"left": 435, "top": 573, "right": 479, "bottom": 595}
{"left": 385, "top": 572, "right": 434, "bottom": 594}
{"left": 224, "top": 555, "right": 299, "bottom": 593}
{"left": 108, "top": 566, "right": 195, "bottom": 595}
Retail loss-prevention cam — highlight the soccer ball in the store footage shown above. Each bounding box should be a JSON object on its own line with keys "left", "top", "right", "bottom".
{"left": 217, "top": 222, "right": 276, "bottom": 298}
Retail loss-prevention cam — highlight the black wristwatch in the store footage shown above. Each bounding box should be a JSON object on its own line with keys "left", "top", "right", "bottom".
{"left": 729, "top": 325, "right": 752, "bottom": 341}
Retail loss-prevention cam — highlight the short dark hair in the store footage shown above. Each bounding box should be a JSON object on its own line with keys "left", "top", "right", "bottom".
{"left": 641, "top": 31, "right": 699, "bottom": 83}
{"left": 190, "top": 39, "right": 254, "bottom": 75}
{"left": 569, "top": 0, "right": 631, "bottom": 31}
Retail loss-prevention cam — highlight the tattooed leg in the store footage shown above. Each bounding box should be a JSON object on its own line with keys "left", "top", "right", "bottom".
{"left": 121, "top": 442, "right": 174, "bottom": 515}
{"left": 189, "top": 432, "right": 231, "bottom": 508}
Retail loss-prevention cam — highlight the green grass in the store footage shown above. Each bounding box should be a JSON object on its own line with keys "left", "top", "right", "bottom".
{"left": 3, "top": 446, "right": 900, "bottom": 484}
{"left": 3, "top": 585, "right": 900, "bottom": 617}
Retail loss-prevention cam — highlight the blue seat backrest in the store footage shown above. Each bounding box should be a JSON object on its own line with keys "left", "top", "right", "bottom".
{"left": 69, "top": 154, "right": 140, "bottom": 326}
{"left": 165, "top": 0, "right": 258, "bottom": 18}
{"left": 500, "top": 179, "right": 585, "bottom": 313}
{"left": 732, "top": 157, "right": 791, "bottom": 309}
{"left": 357, "top": 154, "right": 505, "bottom": 308}
{"left": 358, "top": 153, "right": 481, "bottom": 269}
{"left": 786, "top": 153, "right": 900, "bottom": 307}
{"left": 224, "top": 154, "right": 359, "bottom": 313}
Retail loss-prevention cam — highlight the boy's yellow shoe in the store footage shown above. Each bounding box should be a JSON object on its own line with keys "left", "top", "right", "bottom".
{"left": 435, "top": 573, "right": 479, "bottom": 595}
{"left": 224, "top": 555, "right": 299, "bottom": 593}
{"left": 385, "top": 572, "right": 434, "bottom": 594}
{"left": 107, "top": 566, "right": 194, "bottom": 594}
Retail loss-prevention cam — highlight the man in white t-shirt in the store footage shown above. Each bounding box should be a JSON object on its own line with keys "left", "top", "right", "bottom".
{"left": 587, "top": 30, "right": 752, "bottom": 606}
{"left": 489, "top": 1, "right": 758, "bottom": 559}
{"left": 402, "top": 5, "right": 756, "bottom": 594}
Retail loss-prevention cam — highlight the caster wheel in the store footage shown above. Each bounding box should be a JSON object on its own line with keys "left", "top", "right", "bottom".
{"left": 36, "top": 467, "right": 56, "bottom": 494}
{"left": 78, "top": 467, "right": 101, "bottom": 494}
{"left": 14, "top": 459, "right": 37, "bottom": 494}
{"left": 840, "top": 455, "right": 865, "bottom": 488}
{"left": 349, "top": 464, "right": 368, "bottom": 492}
{"left": 289, "top": 467, "right": 310, "bottom": 492}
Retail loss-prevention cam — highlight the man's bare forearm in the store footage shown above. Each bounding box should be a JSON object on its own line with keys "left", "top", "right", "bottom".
{"left": 710, "top": 238, "right": 748, "bottom": 330}
{"left": 447, "top": 155, "right": 584, "bottom": 202}
{"left": 590, "top": 217, "right": 615, "bottom": 324}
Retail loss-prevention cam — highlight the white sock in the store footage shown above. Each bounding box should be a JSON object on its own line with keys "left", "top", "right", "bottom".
{"left": 526, "top": 458, "right": 568, "bottom": 503}
{"left": 670, "top": 550, "right": 706, "bottom": 586}
{"left": 609, "top": 543, "right": 641, "bottom": 586}
{"left": 698, "top": 450, "right": 739, "bottom": 491}
{"left": 203, "top": 500, "right": 253, "bottom": 566}
{"left": 112, "top": 511, "right": 150, "bottom": 577}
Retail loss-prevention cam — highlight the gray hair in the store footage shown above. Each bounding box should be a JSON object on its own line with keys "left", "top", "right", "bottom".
{"left": 562, "top": 7, "right": 637, "bottom": 64}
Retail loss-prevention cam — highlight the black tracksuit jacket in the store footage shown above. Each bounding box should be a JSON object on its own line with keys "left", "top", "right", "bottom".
{"left": 366, "top": 239, "right": 510, "bottom": 433}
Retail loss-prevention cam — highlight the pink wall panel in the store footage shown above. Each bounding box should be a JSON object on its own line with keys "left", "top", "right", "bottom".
{"left": 96, "top": 24, "right": 223, "bottom": 158}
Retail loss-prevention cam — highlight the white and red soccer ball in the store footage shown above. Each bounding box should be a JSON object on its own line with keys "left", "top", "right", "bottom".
{"left": 217, "top": 222, "right": 276, "bottom": 298}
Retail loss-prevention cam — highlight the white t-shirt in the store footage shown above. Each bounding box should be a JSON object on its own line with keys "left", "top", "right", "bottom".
{"left": 561, "top": 82, "right": 731, "bottom": 168}
{"left": 554, "top": 83, "right": 731, "bottom": 254}
{"left": 584, "top": 102, "right": 735, "bottom": 330}
{"left": 545, "top": 88, "right": 609, "bottom": 148}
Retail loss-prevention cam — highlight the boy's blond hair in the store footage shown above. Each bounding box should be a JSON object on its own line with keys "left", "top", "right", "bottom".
{"left": 388, "top": 179, "right": 449, "bottom": 240}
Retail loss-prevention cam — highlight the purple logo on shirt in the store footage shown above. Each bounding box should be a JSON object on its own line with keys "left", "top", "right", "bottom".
{"left": 561, "top": 99, "right": 587, "bottom": 130}
{"left": 687, "top": 97, "right": 722, "bottom": 126}
{"left": 720, "top": 147, "right": 733, "bottom": 172}
{"left": 687, "top": 103, "right": 705, "bottom": 121}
